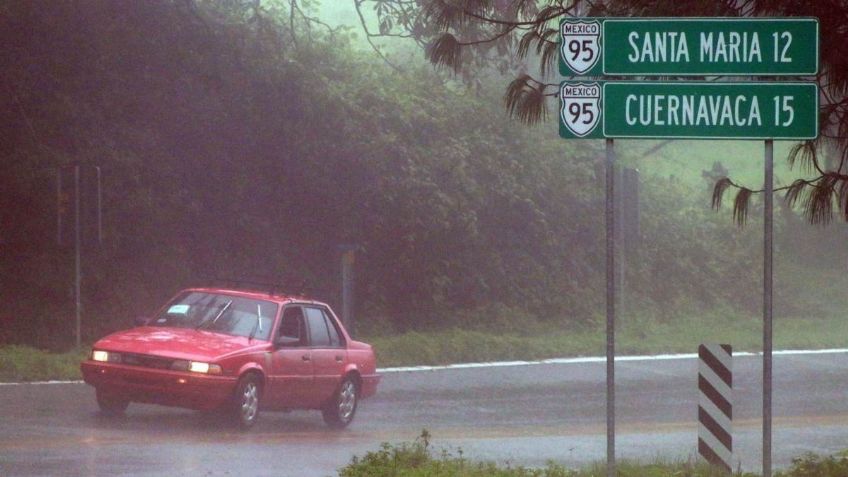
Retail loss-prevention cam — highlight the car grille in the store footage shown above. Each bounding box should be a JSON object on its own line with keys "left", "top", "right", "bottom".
{"left": 121, "top": 353, "right": 175, "bottom": 370}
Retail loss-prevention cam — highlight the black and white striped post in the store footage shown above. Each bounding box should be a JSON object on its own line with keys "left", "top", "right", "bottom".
{"left": 698, "top": 344, "right": 733, "bottom": 473}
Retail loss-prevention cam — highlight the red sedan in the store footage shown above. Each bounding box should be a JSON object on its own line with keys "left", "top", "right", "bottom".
{"left": 81, "top": 287, "right": 380, "bottom": 429}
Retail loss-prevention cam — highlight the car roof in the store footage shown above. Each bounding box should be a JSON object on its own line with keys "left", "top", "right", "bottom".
{"left": 185, "top": 287, "right": 327, "bottom": 306}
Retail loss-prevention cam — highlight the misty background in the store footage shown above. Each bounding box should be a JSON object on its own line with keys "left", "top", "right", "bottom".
{"left": 1, "top": 0, "right": 847, "bottom": 351}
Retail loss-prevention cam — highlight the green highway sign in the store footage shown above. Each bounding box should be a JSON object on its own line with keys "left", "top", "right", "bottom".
{"left": 559, "top": 81, "right": 818, "bottom": 140}
{"left": 559, "top": 18, "right": 819, "bottom": 76}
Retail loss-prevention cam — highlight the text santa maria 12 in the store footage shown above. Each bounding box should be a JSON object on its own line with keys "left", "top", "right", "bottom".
{"left": 559, "top": 18, "right": 818, "bottom": 76}
{"left": 559, "top": 81, "right": 818, "bottom": 140}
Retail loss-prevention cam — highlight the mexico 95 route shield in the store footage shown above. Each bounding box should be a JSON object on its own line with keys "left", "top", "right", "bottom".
{"left": 559, "top": 82, "right": 603, "bottom": 139}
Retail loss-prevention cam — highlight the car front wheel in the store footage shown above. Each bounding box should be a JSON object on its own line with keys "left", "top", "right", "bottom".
{"left": 231, "top": 374, "right": 261, "bottom": 429}
{"left": 322, "top": 376, "right": 358, "bottom": 429}
{"left": 96, "top": 388, "right": 129, "bottom": 415}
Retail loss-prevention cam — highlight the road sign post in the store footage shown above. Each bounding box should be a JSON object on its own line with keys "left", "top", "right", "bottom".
{"left": 559, "top": 16, "right": 819, "bottom": 477}
{"left": 763, "top": 140, "right": 774, "bottom": 477}
{"left": 605, "top": 138, "right": 616, "bottom": 477}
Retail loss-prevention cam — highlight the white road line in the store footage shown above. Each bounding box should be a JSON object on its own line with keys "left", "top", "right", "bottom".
{"left": 0, "top": 379, "right": 84, "bottom": 386}
{"left": 378, "top": 348, "right": 848, "bottom": 373}
{"left": 1, "top": 348, "right": 847, "bottom": 384}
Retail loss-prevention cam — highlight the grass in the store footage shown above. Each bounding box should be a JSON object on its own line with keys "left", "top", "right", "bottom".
{"left": 338, "top": 431, "right": 848, "bottom": 476}
{"left": 1, "top": 312, "right": 847, "bottom": 381}
{"left": 0, "top": 345, "right": 88, "bottom": 382}
{"left": 366, "top": 312, "right": 848, "bottom": 368}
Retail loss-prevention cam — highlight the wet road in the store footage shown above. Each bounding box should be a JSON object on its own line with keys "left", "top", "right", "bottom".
{"left": 1, "top": 351, "right": 847, "bottom": 476}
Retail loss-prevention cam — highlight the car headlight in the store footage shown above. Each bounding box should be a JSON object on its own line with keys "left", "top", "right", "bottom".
{"left": 91, "top": 350, "right": 121, "bottom": 363}
{"left": 188, "top": 361, "right": 222, "bottom": 375}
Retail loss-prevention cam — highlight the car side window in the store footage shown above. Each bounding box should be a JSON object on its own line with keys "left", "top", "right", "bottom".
{"left": 305, "top": 307, "right": 331, "bottom": 347}
{"left": 322, "top": 310, "right": 342, "bottom": 347}
{"left": 278, "top": 307, "right": 305, "bottom": 346}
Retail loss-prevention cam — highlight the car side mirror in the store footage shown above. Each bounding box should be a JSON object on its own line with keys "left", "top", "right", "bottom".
{"left": 134, "top": 316, "right": 150, "bottom": 327}
{"left": 275, "top": 335, "right": 300, "bottom": 347}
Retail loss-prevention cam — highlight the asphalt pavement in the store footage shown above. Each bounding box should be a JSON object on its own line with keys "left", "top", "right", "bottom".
{"left": 1, "top": 351, "right": 847, "bottom": 476}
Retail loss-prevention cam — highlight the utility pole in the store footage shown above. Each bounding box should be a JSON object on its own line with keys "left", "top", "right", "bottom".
{"left": 58, "top": 164, "right": 102, "bottom": 348}
{"left": 338, "top": 244, "right": 358, "bottom": 336}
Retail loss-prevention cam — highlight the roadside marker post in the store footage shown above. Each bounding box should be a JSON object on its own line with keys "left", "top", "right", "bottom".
{"left": 698, "top": 344, "right": 733, "bottom": 473}
{"left": 558, "top": 16, "right": 819, "bottom": 477}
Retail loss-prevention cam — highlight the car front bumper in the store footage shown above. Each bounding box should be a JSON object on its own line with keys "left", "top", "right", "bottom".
{"left": 81, "top": 360, "right": 237, "bottom": 411}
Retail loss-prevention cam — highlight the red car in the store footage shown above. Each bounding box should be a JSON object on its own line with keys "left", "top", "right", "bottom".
{"left": 81, "top": 287, "right": 380, "bottom": 429}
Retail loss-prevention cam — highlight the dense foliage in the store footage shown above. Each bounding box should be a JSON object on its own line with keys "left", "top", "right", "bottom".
{"left": 0, "top": 1, "right": 844, "bottom": 349}
{"left": 358, "top": 0, "right": 848, "bottom": 225}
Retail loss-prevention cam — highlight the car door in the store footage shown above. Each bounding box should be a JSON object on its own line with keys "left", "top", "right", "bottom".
{"left": 267, "top": 305, "right": 313, "bottom": 409}
{"left": 304, "top": 306, "right": 346, "bottom": 404}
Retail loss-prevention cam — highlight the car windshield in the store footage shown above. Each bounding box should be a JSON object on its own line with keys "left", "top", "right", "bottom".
{"left": 152, "top": 291, "right": 277, "bottom": 341}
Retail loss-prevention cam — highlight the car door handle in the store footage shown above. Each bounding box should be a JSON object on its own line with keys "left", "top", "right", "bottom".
{"left": 301, "top": 355, "right": 311, "bottom": 362}
{"left": 335, "top": 355, "right": 343, "bottom": 363}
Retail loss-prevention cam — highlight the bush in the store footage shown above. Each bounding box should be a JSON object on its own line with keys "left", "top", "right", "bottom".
{"left": 777, "top": 451, "right": 848, "bottom": 477}
{"left": 339, "top": 432, "right": 847, "bottom": 477}
{"left": 339, "top": 430, "right": 576, "bottom": 477}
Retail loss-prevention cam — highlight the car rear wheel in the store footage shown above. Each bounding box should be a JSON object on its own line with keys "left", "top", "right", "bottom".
{"left": 95, "top": 388, "right": 129, "bottom": 415}
{"left": 231, "top": 374, "right": 261, "bottom": 429}
{"left": 322, "top": 376, "right": 358, "bottom": 429}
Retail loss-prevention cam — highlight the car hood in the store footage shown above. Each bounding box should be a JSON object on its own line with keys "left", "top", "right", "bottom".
{"left": 93, "top": 327, "right": 266, "bottom": 362}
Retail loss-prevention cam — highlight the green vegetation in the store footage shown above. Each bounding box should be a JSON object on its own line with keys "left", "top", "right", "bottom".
{"left": 2, "top": 1, "right": 847, "bottom": 353}
{"left": 367, "top": 312, "right": 848, "bottom": 367}
{"left": 3, "top": 310, "right": 847, "bottom": 381}
{"left": 338, "top": 432, "right": 848, "bottom": 476}
{"left": 0, "top": 346, "right": 87, "bottom": 382}
{"left": 362, "top": 0, "right": 848, "bottom": 228}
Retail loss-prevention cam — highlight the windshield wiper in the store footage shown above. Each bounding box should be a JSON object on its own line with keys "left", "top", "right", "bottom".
{"left": 196, "top": 300, "right": 233, "bottom": 330}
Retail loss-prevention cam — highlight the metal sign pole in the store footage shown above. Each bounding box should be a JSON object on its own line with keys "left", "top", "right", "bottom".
{"left": 342, "top": 250, "right": 354, "bottom": 336}
{"left": 74, "top": 165, "right": 82, "bottom": 349}
{"left": 57, "top": 169, "right": 63, "bottom": 245}
{"left": 763, "top": 140, "right": 774, "bottom": 477}
{"left": 605, "top": 138, "right": 616, "bottom": 477}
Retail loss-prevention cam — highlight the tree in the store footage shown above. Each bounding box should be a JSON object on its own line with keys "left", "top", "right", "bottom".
{"left": 354, "top": 0, "right": 848, "bottom": 225}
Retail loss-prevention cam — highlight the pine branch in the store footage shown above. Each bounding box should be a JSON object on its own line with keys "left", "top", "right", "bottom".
{"left": 503, "top": 74, "right": 548, "bottom": 124}
{"left": 427, "top": 33, "right": 463, "bottom": 73}
{"left": 733, "top": 187, "right": 753, "bottom": 226}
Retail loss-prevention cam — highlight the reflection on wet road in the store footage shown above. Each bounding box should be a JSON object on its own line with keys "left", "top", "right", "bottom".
{"left": 1, "top": 352, "right": 847, "bottom": 475}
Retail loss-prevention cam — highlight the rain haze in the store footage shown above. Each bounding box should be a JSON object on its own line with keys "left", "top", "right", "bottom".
{"left": 2, "top": 1, "right": 848, "bottom": 476}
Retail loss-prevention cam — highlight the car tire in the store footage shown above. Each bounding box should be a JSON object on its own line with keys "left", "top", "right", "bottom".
{"left": 231, "top": 373, "right": 261, "bottom": 430}
{"left": 322, "top": 376, "right": 358, "bottom": 429}
{"left": 96, "top": 388, "right": 129, "bottom": 415}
